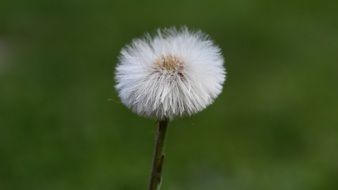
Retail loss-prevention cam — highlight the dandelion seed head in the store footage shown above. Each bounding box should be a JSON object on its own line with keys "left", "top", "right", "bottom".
{"left": 115, "top": 27, "right": 226, "bottom": 119}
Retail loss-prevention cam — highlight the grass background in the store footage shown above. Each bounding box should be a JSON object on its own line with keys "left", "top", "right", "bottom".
{"left": 1, "top": 0, "right": 338, "bottom": 189}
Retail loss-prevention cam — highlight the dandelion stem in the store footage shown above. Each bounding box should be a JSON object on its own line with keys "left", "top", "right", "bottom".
{"left": 148, "top": 119, "right": 169, "bottom": 190}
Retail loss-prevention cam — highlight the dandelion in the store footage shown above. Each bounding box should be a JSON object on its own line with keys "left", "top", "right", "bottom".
{"left": 115, "top": 27, "right": 226, "bottom": 190}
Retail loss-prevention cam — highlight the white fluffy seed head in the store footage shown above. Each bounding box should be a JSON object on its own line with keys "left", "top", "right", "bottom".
{"left": 115, "top": 27, "right": 226, "bottom": 120}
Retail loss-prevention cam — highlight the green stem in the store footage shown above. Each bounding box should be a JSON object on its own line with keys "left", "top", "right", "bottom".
{"left": 148, "top": 119, "right": 169, "bottom": 190}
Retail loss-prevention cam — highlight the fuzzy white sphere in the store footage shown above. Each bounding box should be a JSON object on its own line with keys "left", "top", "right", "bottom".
{"left": 115, "top": 27, "right": 226, "bottom": 120}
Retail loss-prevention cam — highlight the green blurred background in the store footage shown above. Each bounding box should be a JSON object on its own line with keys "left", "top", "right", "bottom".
{"left": 1, "top": 0, "right": 338, "bottom": 189}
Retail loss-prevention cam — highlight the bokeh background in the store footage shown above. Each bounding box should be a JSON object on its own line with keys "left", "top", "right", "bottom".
{"left": 1, "top": 0, "right": 338, "bottom": 189}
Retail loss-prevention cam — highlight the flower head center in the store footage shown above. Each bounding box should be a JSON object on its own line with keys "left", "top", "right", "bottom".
{"left": 155, "top": 55, "right": 183, "bottom": 72}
